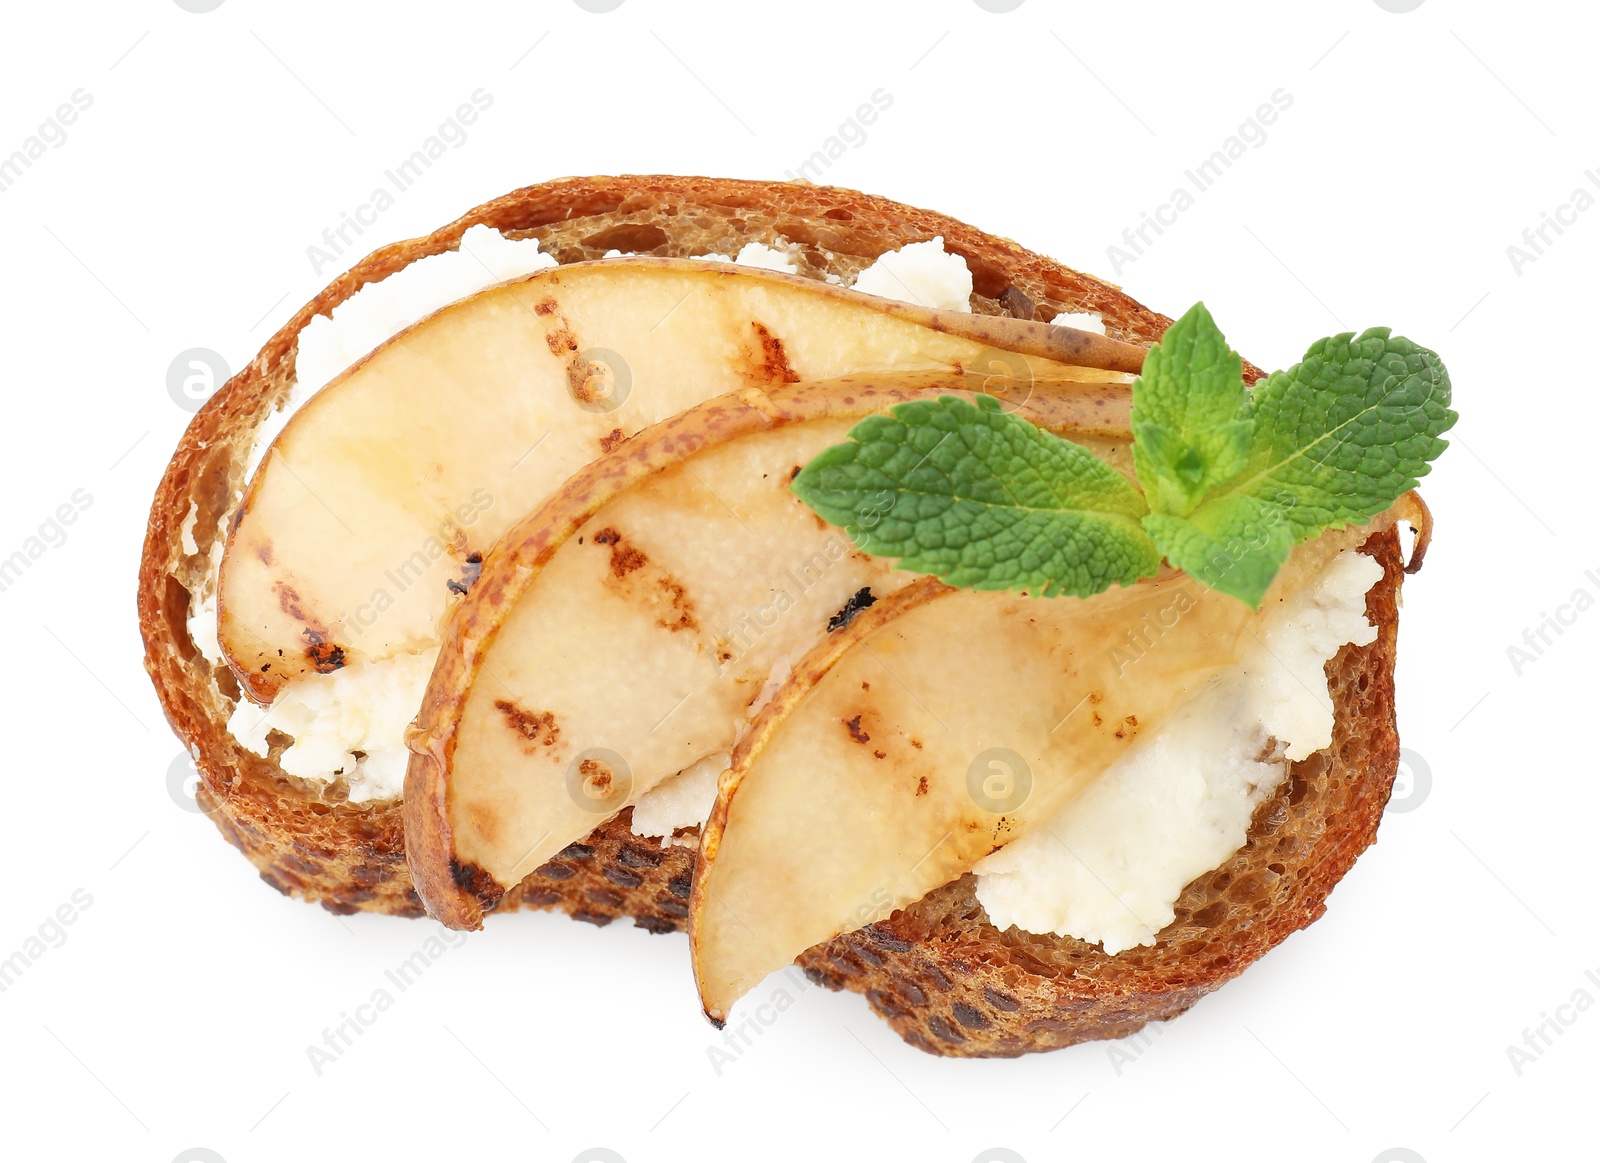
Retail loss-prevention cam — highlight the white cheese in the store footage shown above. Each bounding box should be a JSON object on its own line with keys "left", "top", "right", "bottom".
{"left": 972, "top": 550, "right": 1384, "bottom": 954}
{"left": 187, "top": 595, "right": 224, "bottom": 666}
{"left": 605, "top": 242, "right": 798, "bottom": 272}
{"left": 850, "top": 236, "right": 973, "bottom": 311}
{"left": 1052, "top": 310, "right": 1106, "bottom": 335}
{"left": 630, "top": 752, "right": 728, "bottom": 844}
{"left": 186, "top": 538, "right": 227, "bottom": 666}
{"left": 730, "top": 241, "right": 800, "bottom": 273}
{"left": 207, "top": 215, "right": 1378, "bottom": 932}
{"left": 179, "top": 501, "right": 200, "bottom": 556}
{"left": 226, "top": 648, "right": 440, "bottom": 803}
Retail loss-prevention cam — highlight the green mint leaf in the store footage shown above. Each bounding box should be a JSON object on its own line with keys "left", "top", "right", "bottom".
{"left": 1130, "top": 303, "right": 1254, "bottom": 516}
{"left": 1142, "top": 503, "right": 1294, "bottom": 608}
{"left": 1238, "top": 327, "right": 1456, "bottom": 537}
{"left": 792, "top": 394, "right": 1161, "bottom": 598}
{"left": 1141, "top": 324, "right": 1456, "bottom": 606}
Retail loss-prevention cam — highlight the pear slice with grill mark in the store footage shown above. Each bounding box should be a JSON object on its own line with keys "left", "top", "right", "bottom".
{"left": 688, "top": 525, "right": 1389, "bottom": 1023}
{"left": 403, "top": 369, "right": 1135, "bottom": 929}
{"left": 218, "top": 258, "right": 1144, "bottom": 702}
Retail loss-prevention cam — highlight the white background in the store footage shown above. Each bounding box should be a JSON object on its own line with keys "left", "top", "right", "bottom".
{"left": 0, "top": 1, "right": 1593, "bottom": 1161}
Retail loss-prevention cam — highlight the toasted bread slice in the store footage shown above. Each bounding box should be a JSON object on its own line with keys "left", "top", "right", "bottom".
{"left": 138, "top": 175, "right": 1424, "bottom": 1055}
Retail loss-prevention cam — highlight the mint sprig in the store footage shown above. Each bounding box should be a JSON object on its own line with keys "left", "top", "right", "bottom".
{"left": 1143, "top": 313, "right": 1455, "bottom": 603}
{"left": 793, "top": 395, "right": 1160, "bottom": 598}
{"left": 1130, "top": 303, "right": 1253, "bottom": 516}
{"left": 792, "top": 303, "right": 1455, "bottom": 607}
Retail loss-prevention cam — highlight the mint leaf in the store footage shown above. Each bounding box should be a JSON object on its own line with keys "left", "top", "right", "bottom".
{"left": 1240, "top": 327, "right": 1456, "bottom": 536}
{"left": 1130, "top": 303, "right": 1254, "bottom": 516}
{"left": 1142, "top": 503, "right": 1294, "bottom": 609}
{"left": 792, "top": 395, "right": 1161, "bottom": 598}
{"left": 1141, "top": 324, "right": 1456, "bottom": 605}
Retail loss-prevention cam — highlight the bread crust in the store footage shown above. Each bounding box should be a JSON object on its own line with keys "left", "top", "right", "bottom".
{"left": 138, "top": 175, "right": 1410, "bottom": 1054}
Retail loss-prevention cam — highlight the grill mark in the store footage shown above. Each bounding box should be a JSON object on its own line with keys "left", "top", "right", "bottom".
{"left": 592, "top": 527, "right": 647, "bottom": 578}
{"left": 302, "top": 628, "right": 345, "bottom": 673}
{"left": 495, "top": 699, "right": 560, "bottom": 753}
{"left": 749, "top": 322, "right": 800, "bottom": 385}
{"left": 273, "top": 581, "right": 344, "bottom": 674}
{"left": 590, "top": 527, "right": 698, "bottom": 631}
{"left": 446, "top": 552, "right": 483, "bottom": 596}
{"left": 827, "top": 587, "right": 877, "bottom": 633}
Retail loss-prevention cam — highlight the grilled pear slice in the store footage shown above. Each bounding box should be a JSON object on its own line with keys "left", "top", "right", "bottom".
{"left": 688, "top": 529, "right": 1381, "bottom": 1023}
{"left": 218, "top": 259, "right": 1143, "bottom": 702}
{"left": 403, "top": 371, "right": 1135, "bottom": 929}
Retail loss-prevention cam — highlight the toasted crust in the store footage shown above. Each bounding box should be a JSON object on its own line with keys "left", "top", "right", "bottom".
{"left": 138, "top": 175, "right": 1413, "bottom": 1054}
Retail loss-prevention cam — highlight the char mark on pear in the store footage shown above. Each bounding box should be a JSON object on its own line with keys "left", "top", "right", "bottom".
{"left": 302, "top": 627, "right": 345, "bottom": 672}
{"left": 495, "top": 699, "right": 560, "bottom": 751}
{"left": 277, "top": 583, "right": 339, "bottom": 667}
{"left": 749, "top": 322, "right": 800, "bottom": 385}
{"left": 447, "top": 552, "right": 484, "bottom": 596}
{"left": 827, "top": 587, "right": 877, "bottom": 633}
{"left": 590, "top": 527, "right": 698, "bottom": 631}
{"left": 592, "top": 527, "right": 647, "bottom": 577}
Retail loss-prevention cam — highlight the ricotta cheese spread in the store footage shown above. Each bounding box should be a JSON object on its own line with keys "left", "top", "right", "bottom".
{"left": 728, "top": 241, "right": 801, "bottom": 273}
{"left": 850, "top": 236, "right": 973, "bottom": 311}
{"left": 971, "top": 549, "right": 1384, "bottom": 953}
{"left": 187, "top": 539, "right": 226, "bottom": 666}
{"left": 179, "top": 501, "right": 200, "bottom": 556}
{"left": 679, "top": 241, "right": 801, "bottom": 273}
{"left": 227, "top": 647, "right": 439, "bottom": 804}
{"left": 630, "top": 752, "right": 728, "bottom": 844}
{"left": 1052, "top": 310, "right": 1106, "bottom": 335}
